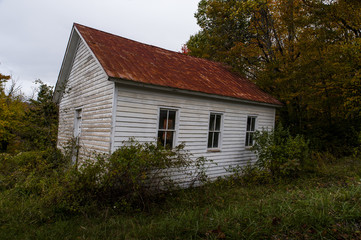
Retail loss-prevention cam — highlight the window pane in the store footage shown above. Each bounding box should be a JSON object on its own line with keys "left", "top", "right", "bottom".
{"left": 246, "top": 132, "right": 250, "bottom": 146}
{"left": 208, "top": 132, "right": 214, "bottom": 148}
{"left": 250, "top": 117, "right": 255, "bottom": 131}
{"left": 158, "top": 131, "right": 165, "bottom": 146}
{"left": 213, "top": 132, "right": 219, "bottom": 148}
{"left": 165, "top": 131, "right": 174, "bottom": 148}
{"left": 247, "top": 117, "right": 251, "bottom": 131}
{"left": 209, "top": 114, "right": 215, "bottom": 130}
{"left": 249, "top": 132, "right": 253, "bottom": 146}
{"left": 215, "top": 114, "right": 221, "bottom": 130}
{"left": 168, "top": 111, "right": 176, "bottom": 130}
{"left": 159, "top": 110, "right": 167, "bottom": 129}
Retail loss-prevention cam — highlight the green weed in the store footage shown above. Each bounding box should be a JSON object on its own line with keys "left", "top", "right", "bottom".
{"left": 1, "top": 149, "right": 361, "bottom": 239}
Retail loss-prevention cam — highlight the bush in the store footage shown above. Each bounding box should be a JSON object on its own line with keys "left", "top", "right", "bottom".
{"left": 251, "top": 124, "right": 312, "bottom": 178}
{"left": 1, "top": 139, "right": 209, "bottom": 214}
{"left": 226, "top": 162, "right": 273, "bottom": 185}
{"left": 102, "top": 140, "right": 190, "bottom": 205}
{"left": 0, "top": 149, "right": 67, "bottom": 192}
{"left": 46, "top": 139, "right": 209, "bottom": 212}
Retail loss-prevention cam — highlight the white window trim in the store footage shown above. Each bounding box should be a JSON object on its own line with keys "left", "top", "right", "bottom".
{"left": 156, "top": 107, "right": 180, "bottom": 148}
{"left": 207, "top": 112, "right": 224, "bottom": 152}
{"left": 245, "top": 115, "right": 258, "bottom": 148}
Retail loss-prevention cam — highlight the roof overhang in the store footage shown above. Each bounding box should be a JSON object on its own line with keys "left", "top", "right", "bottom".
{"left": 53, "top": 24, "right": 108, "bottom": 104}
{"left": 53, "top": 26, "right": 80, "bottom": 104}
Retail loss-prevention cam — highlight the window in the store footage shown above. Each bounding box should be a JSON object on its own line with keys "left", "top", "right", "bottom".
{"left": 245, "top": 116, "right": 257, "bottom": 146}
{"left": 74, "top": 108, "right": 82, "bottom": 138}
{"left": 158, "top": 109, "right": 177, "bottom": 148}
{"left": 73, "top": 108, "right": 82, "bottom": 164}
{"left": 208, "top": 113, "right": 222, "bottom": 149}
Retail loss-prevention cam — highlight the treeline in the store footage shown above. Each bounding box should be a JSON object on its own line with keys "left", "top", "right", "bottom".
{"left": 0, "top": 74, "right": 58, "bottom": 153}
{"left": 185, "top": 0, "right": 361, "bottom": 155}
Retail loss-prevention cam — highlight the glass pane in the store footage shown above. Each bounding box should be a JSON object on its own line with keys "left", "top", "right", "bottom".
{"left": 246, "top": 132, "right": 250, "bottom": 146}
{"left": 209, "top": 114, "right": 215, "bottom": 130}
{"left": 165, "top": 131, "right": 174, "bottom": 148}
{"left": 213, "top": 132, "right": 219, "bottom": 148}
{"left": 168, "top": 111, "right": 176, "bottom": 130}
{"left": 159, "top": 110, "right": 167, "bottom": 129}
{"left": 215, "top": 114, "right": 221, "bottom": 130}
{"left": 158, "top": 131, "right": 165, "bottom": 147}
{"left": 250, "top": 117, "right": 256, "bottom": 131}
{"left": 207, "top": 132, "right": 213, "bottom": 148}
{"left": 247, "top": 117, "right": 251, "bottom": 131}
{"left": 249, "top": 132, "right": 254, "bottom": 146}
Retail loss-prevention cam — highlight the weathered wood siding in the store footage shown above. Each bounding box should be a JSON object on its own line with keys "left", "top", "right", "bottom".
{"left": 57, "top": 39, "right": 114, "bottom": 157}
{"left": 113, "top": 83, "right": 275, "bottom": 180}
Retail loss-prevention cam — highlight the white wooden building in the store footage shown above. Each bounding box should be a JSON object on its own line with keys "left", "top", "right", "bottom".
{"left": 54, "top": 24, "right": 282, "bottom": 180}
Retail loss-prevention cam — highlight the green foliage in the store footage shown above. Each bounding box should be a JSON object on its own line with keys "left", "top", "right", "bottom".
{"left": 1, "top": 154, "right": 361, "bottom": 239}
{"left": 0, "top": 76, "right": 58, "bottom": 153}
{"left": 251, "top": 125, "right": 312, "bottom": 178}
{"left": 84, "top": 140, "right": 210, "bottom": 210}
{"left": 0, "top": 149, "right": 67, "bottom": 193}
{"left": 226, "top": 161, "right": 273, "bottom": 185}
{"left": 103, "top": 140, "right": 187, "bottom": 205}
{"left": 187, "top": 0, "right": 361, "bottom": 154}
{"left": 66, "top": 139, "right": 201, "bottom": 211}
{"left": 0, "top": 139, "right": 210, "bottom": 214}
{"left": 21, "top": 80, "right": 59, "bottom": 151}
{"left": 0, "top": 74, "right": 27, "bottom": 152}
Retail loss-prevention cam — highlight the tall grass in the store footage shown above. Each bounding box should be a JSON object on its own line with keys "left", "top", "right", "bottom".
{"left": 1, "top": 155, "right": 361, "bottom": 239}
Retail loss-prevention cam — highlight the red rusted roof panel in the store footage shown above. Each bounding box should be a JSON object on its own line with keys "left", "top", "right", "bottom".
{"left": 75, "top": 23, "right": 282, "bottom": 106}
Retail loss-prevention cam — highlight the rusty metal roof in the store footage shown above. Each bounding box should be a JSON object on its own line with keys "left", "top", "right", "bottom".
{"left": 74, "top": 23, "right": 282, "bottom": 106}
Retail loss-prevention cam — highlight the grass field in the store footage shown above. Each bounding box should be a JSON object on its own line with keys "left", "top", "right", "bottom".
{"left": 1, "top": 156, "right": 361, "bottom": 239}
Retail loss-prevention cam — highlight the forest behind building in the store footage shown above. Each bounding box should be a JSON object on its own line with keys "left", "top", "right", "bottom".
{"left": 185, "top": 0, "right": 361, "bottom": 155}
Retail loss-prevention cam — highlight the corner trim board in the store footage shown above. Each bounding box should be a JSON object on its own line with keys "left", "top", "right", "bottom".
{"left": 110, "top": 82, "right": 118, "bottom": 153}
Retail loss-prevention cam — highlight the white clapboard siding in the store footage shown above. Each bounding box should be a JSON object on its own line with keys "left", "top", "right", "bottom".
{"left": 113, "top": 84, "right": 275, "bottom": 182}
{"left": 57, "top": 39, "right": 114, "bottom": 157}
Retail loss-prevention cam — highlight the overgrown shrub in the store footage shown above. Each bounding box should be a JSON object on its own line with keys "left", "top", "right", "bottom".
{"left": 251, "top": 124, "right": 312, "bottom": 178}
{"left": 1, "top": 139, "right": 209, "bottom": 213}
{"left": 0, "top": 148, "right": 66, "bottom": 192}
{"left": 226, "top": 162, "right": 273, "bottom": 185}
{"left": 45, "top": 139, "right": 209, "bottom": 212}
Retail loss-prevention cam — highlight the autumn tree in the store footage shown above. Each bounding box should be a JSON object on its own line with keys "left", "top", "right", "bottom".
{"left": 0, "top": 74, "right": 27, "bottom": 152}
{"left": 0, "top": 75, "right": 58, "bottom": 153}
{"left": 21, "top": 80, "right": 58, "bottom": 151}
{"left": 187, "top": 0, "right": 361, "bottom": 154}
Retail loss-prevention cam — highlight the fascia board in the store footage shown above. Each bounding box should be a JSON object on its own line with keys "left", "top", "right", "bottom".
{"left": 109, "top": 77, "right": 282, "bottom": 109}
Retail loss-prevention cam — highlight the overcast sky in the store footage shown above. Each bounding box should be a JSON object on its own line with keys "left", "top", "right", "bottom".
{"left": 0, "top": 0, "right": 200, "bottom": 96}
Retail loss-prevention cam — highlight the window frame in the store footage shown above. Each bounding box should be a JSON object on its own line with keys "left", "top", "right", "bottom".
{"left": 73, "top": 107, "right": 83, "bottom": 164}
{"left": 207, "top": 112, "right": 223, "bottom": 151}
{"left": 245, "top": 115, "right": 257, "bottom": 147}
{"left": 73, "top": 108, "right": 83, "bottom": 138}
{"left": 157, "top": 107, "right": 179, "bottom": 149}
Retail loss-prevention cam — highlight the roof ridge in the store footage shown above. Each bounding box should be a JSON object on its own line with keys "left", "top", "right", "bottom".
{"left": 74, "top": 23, "right": 185, "bottom": 56}
{"left": 73, "top": 23, "right": 233, "bottom": 70}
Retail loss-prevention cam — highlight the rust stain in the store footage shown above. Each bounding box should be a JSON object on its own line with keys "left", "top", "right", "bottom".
{"left": 75, "top": 23, "right": 282, "bottom": 106}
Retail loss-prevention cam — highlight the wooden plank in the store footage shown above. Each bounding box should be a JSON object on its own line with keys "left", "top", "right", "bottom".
{"left": 57, "top": 39, "right": 113, "bottom": 157}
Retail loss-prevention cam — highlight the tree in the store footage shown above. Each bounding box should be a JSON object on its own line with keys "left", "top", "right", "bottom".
{"left": 0, "top": 75, "right": 58, "bottom": 152}
{"left": 22, "top": 80, "right": 58, "bottom": 150}
{"left": 0, "top": 74, "right": 27, "bottom": 152}
{"left": 187, "top": 0, "right": 361, "bottom": 154}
